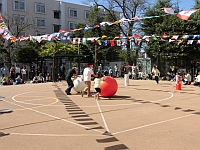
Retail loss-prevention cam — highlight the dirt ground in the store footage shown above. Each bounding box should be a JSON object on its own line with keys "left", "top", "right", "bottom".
{"left": 1, "top": 78, "right": 200, "bottom": 150}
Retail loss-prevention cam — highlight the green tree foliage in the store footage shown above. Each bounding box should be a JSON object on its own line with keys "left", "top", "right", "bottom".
{"left": 1, "top": 13, "right": 36, "bottom": 67}
{"left": 14, "top": 42, "right": 39, "bottom": 63}
{"left": 142, "top": 0, "right": 200, "bottom": 70}
{"left": 39, "top": 41, "right": 76, "bottom": 57}
{"left": 75, "top": 5, "right": 121, "bottom": 68}
{"left": 89, "top": 0, "right": 147, "bottom": 65}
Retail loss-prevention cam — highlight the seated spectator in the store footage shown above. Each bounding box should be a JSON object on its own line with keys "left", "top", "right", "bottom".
{"left": 46, "top": 72, "right": 52, "bottom": 82}
{"left": 32, "top": 73, "right": 44, "bottom": 83}
{"left": 138, "top": 69, "right": 145, "bottom": 80}
{"left": 183, "top": 72, "right": 191, "bottom": 85}
{"left": 2, "top": 74, "right": 9, "bottom": 85}
{"left": 15, "top": 75, "right": 24, "bottom": 85}
{"left": 57, "top": 73, "right": 62, "bottom": 82}
{"left": 193, "top": 71, "right": 200, "bottom": 86}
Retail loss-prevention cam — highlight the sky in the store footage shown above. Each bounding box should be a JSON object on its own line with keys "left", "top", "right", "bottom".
{"left": 61, "top": 0, "right": 196, "bottom": 11}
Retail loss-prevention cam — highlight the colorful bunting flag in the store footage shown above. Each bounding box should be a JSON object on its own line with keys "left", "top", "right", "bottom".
{"left": 177, "top": 9, "right": 199, "bottom": 20}
{"left": 162, "top": 8, "right": 175, "bottom": 15}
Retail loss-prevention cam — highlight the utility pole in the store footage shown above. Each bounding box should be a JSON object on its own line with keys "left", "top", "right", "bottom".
{"left": 78, "top": 42, "right": 80, "bottom": 74}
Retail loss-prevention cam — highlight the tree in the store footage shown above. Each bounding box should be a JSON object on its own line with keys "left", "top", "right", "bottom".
{"left": 39, "top": 41, "right": 77, "bottom": 81}
{"left": 14, "top": 42, "right": 39, "bottom": 63}
{"left": 75, "top": 5, "right": 121, "bottom": 70}
{"left": 86, "top": 0, "right": 148, "bottom": 65}
{"left": 142, "top": 0, "right": 200, "bottom": 72}
{"left": 0, "top": 12, "right": 36, "bottom": 67}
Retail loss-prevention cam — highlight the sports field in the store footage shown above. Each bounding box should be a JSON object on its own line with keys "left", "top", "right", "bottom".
{"left": 1, "top": 79, "right": 200, "bottom": 150}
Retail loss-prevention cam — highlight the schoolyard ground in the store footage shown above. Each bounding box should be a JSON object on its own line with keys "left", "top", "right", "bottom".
{"left": 1, "top": 79, "right": 200, "bottom": 150}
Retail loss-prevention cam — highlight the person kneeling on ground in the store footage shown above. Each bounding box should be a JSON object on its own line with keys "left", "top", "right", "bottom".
{"left": 15, "top": 75, "right": 24, "bottom": 85}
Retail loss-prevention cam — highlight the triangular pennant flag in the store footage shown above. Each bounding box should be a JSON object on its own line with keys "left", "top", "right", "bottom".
{"left": 193, "top": 35, "right": 200, "bottom": 39}
{"left": 171, "top": 35, "right": 179, "bottom": 40}
{"left": 187, "top": 40, "right": 194, "bottom": 44}
{"left": 97, "top": 40, "right": 102, "bottom": 45}
{"left": 134, "top": 34, "right": 141, "bottom": 39}
{"left": 177, "top": 10, "right": 198, "bottom": 20}
{"left": 162, "top": 8, "right": 175, "bottom": 15}
{"left": 162, "top": 33, "right": 169, "bottom": 38}
{"left": 181, "top": 35, "right": 190, "bottom": 39}
{"left": 177, "top": 40, "right": 183, "bottom": 45}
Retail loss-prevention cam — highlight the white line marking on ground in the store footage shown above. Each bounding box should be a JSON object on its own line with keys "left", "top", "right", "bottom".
{"left": 112, "top": 114, "right": 194, "bottom": 135}
{"left": 95, "top": 97, "right": 110, "bottom": 133}
{"left": 10, "top": 94, "right": 103, "bottom": 134}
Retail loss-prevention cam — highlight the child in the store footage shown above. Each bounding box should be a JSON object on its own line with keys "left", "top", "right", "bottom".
{"left": 94, "top": 72, "right": 102, "bottom": 100}
{"left": 46, "top": 72, "right": 51, "bottom": 82}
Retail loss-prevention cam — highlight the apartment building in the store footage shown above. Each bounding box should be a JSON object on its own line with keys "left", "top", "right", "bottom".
{"left": 0, "top": 0, "right": 91, "bottom": 36}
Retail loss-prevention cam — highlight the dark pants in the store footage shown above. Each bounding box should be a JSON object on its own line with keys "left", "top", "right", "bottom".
{"left": 66, "top": 78, "right": 74, "bottom": 94}
{"left": 155, "top": 76, "right": 159, "bottom": 84}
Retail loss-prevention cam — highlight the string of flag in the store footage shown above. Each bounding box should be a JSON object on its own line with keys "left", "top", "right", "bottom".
{"left": 0, "top": 8, "right": 199, "bottom": 43}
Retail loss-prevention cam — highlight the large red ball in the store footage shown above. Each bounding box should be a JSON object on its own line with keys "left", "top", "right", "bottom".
{"left": 100, "top": 76, "right": 118, "bottom": 97}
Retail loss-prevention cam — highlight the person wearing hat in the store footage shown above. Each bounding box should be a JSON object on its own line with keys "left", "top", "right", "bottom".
{"left": 65, "top": 66, "right": 79, "bottom": 95}
{"left": 81, "top": 63, "right": 98, "bottom": 97}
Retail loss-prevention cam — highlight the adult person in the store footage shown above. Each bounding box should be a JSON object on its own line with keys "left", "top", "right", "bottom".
{"left": 43, "top": 63, "right": 48, "bottom": 78}
{"left": 36, "top": 65, "right": 42, "bottom": 76}
{"left": 98, "top": 64, "right": 102, "bottom": 76}
{"left": 59, "top": 64, "right": 66, "bottom": 80}
{"left": 81, "top": 63, "right": 98, "bottom": 97}
{"left": 15, "top": 65, "right": 21, "bottom": 77}
{"left": 10, "top": 65, "right": 15, "bottom": 81}
{"left": 65, "top": 66, "right": 79, "bottom": 95}
{"left": 114, "top": 64, "right": 119, "bottom": 78}
{"left": 21, "top": 65, "right": 27, "bottom": 82}
{"left": 1, "top": 65, "right": 9, "bottom": 77}
{"left": 152, "top": 65, "right": 160, "bottom": 84}
{"left": 30, "top": 63, "right": 35, "bottom": 80}
{"left": 193, "top": 71, "right": 200, "bottom": 86}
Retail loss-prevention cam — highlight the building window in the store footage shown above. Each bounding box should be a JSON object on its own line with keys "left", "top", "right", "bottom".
{"left": 69, "top": 22, "right": 77, "bottom": 30}
{"left": 35, "top": 2, "right": 45, "bottom": 14}
{"left": 84, "top": 10, "right": 90, "bottom": 19}
{"left": 54, "top": 25, "right": 60, "bottom": 32}
{"left": 69, "top": 8, "right": 77, "bottom": 18}
{"left": 14, "top": 0, "right": 25, "bottom": 11}
{"left": 36, "top": 18, "right": 46, "bottom": 28}
{"left": 13, "top": 15, "right": 25, "bottom": 25}
{"left": 54, "top": 11, "right": 60, "bottom": 19}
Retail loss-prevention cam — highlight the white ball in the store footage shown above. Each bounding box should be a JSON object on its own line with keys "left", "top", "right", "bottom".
{"left": 73, "top": 77, "right": 86, "bottom": 92}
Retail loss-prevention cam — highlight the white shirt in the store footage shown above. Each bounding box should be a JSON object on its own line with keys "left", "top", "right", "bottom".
{"left": 15, "top": 67, "right": 20, "bottom": 73}
{"left": 83, "top": 67, "right": 94, "bottom": 81}
{"left": 185, "top": 74, "right": 191, "bottom": 82}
